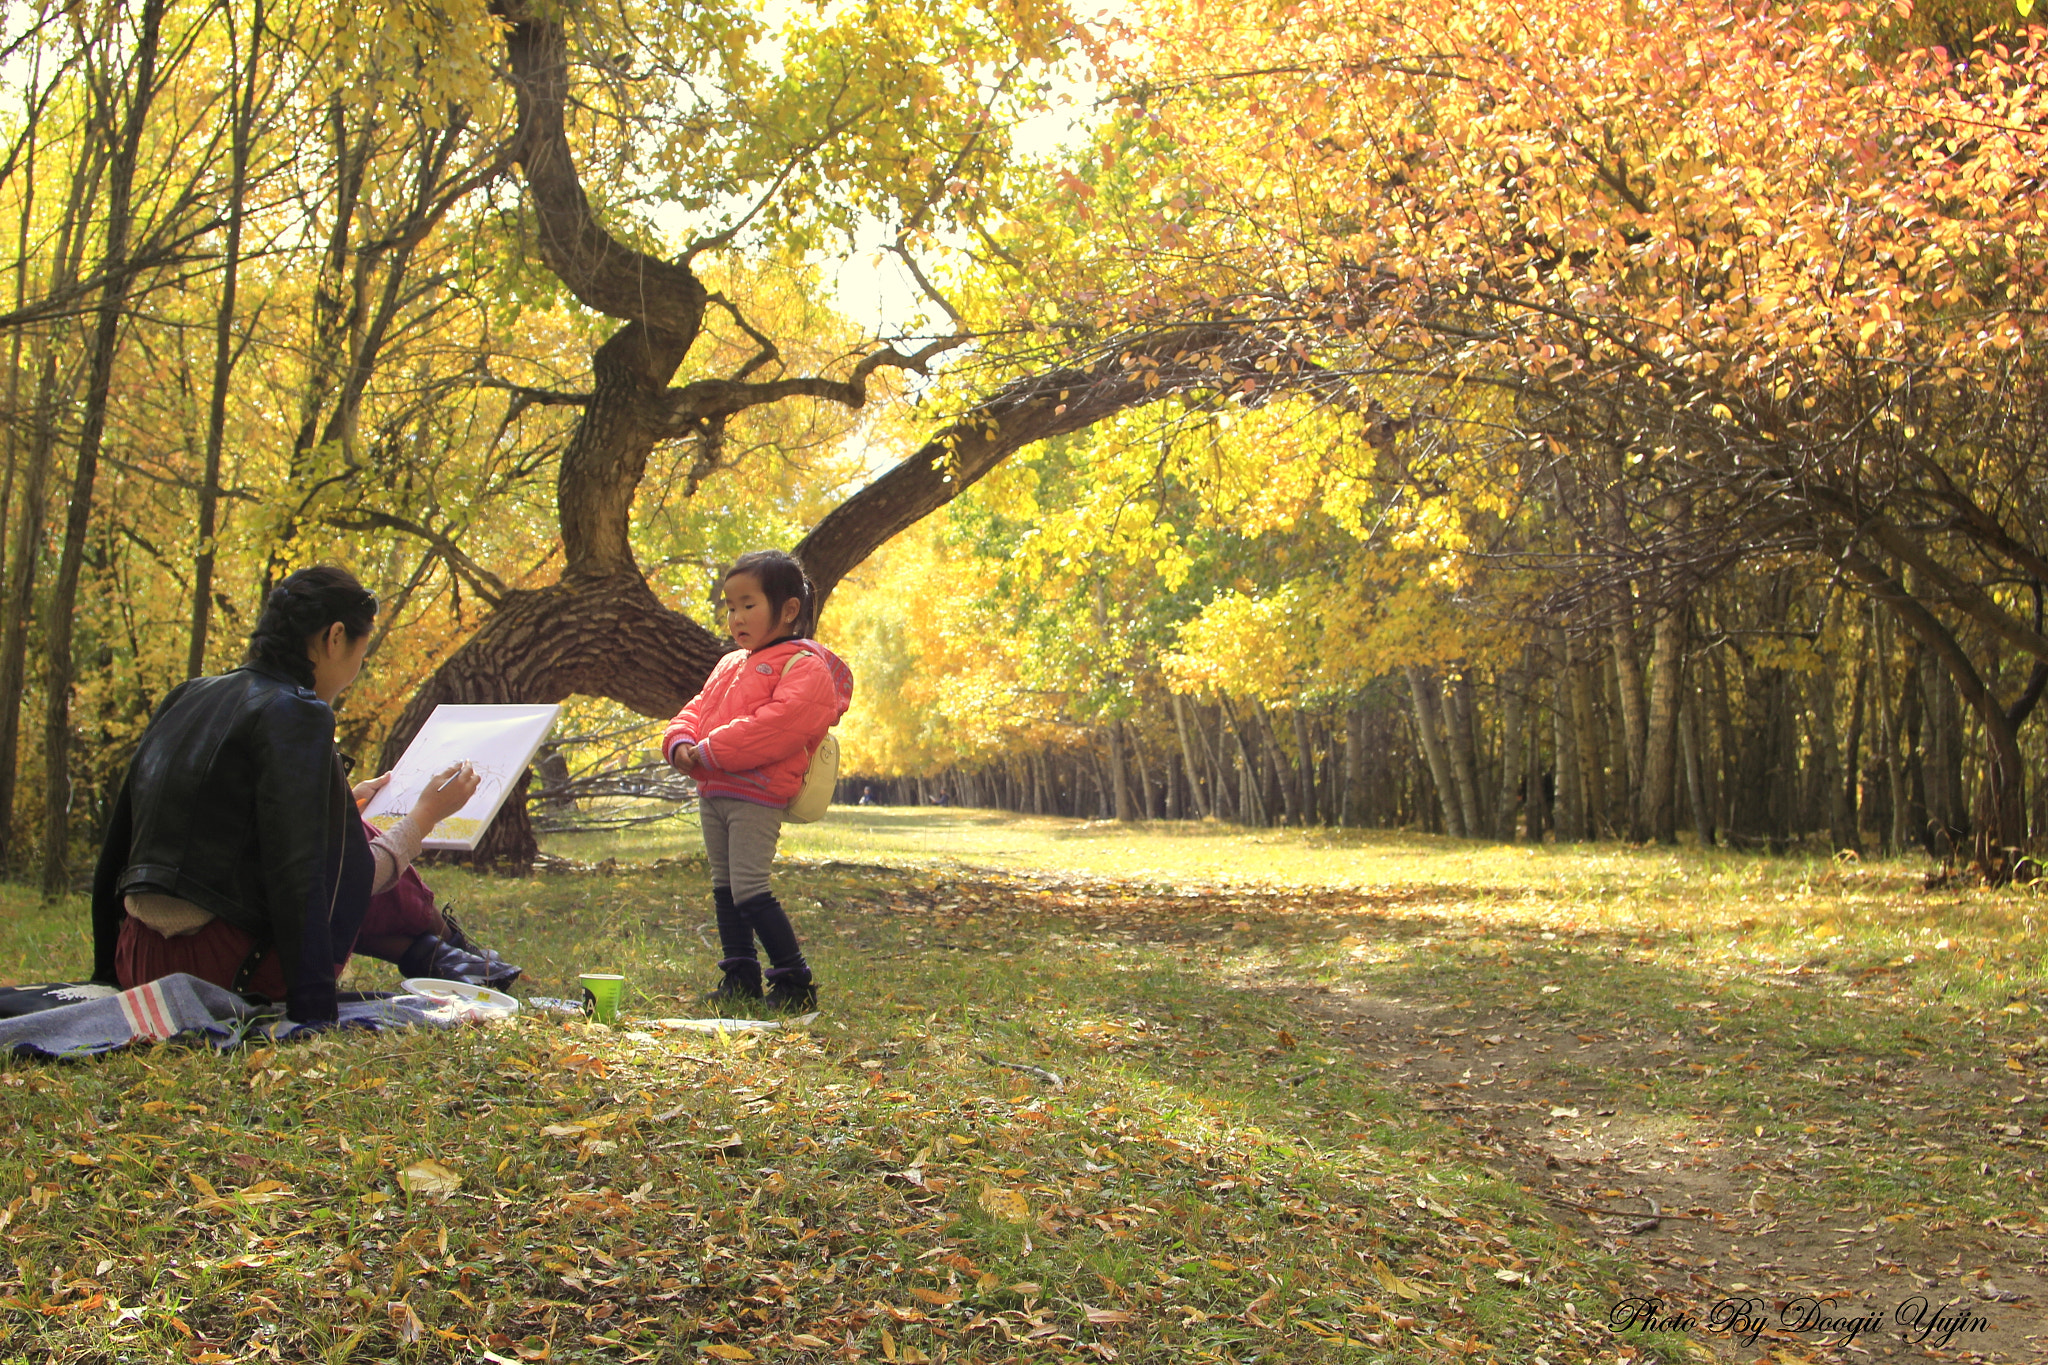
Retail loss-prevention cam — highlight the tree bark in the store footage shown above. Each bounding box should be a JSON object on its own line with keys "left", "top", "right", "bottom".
{"left": 1403, "top": 665, "right": 1465, "bottom": 838}
{"left": 1642, "top": 600, "right": 1686, "bottom": 844}
{"left": 43, "top": 0, "right": 166, "bottom": 895}
{"left": 1218, "top": 698, "right": 1267, "bottom": 826}
{"left": 187, "top": 0, "right": 264, "bottom": 678}
{"left": 1569, "top": 649, "right": 1606, "bottom": 837}
{"left": 1681, "top": 686, "right": 1713, "bottom": 847}
{"left": 1171, "top": 693, "right": 1212, "bottom": 819}
{"left": 1549, "top": 633, "right": 1583, "bottom": 840}
{"left": 1611, "top": 616, "right": 1649, "bottom": 838}
{"left": 1524, "top": 674, "right": 1550, "bottom": 842}
{"left": 1496, "top": 660, "right": 1526, "bottom": 841}
{"left": 1289, "top": 706, "right": 1317, "bottom": 826}
{"left": 1445, "top": 673, "right": 1487, "bottom": 836}
{"left": 0, "top": 348, "right": 64, "bottom": 871}
{"left": 1840, "top": 650, "right": 1867, "bottom": 852}
{"left": 1836, "top": 545, "right": 2030, "bottom": 881}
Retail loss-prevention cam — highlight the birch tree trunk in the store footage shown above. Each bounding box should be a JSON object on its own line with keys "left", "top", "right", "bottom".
{"left": 1404, "top": 665, "right": 1465, "bottom": 838}
{"left": 1290, "top": 707, "right": 1318, "bottom": 826}
{"left": 1172, "top": 693, "right": 1213, "bottom": 819}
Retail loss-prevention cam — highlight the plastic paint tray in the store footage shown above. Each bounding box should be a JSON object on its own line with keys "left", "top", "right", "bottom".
{"left": 399, "top": 977, "right": 520, "bottom": 1020}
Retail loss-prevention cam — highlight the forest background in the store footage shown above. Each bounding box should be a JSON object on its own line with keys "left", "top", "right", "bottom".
{"left": 2, "top": 0, "right": 2047, "bottom": 891}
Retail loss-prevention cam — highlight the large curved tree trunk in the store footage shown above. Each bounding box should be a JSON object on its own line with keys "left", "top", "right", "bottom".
{"left": 381, "top": 574, "right": 724, "bottom": 865}
{"left": 393, "top": 3, "right": 1383, "bottom": 868}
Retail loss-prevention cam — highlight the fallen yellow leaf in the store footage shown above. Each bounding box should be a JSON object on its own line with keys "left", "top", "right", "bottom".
{"left": 399, "top": 1160, "right": 463, "bottom": 1196}
{"left": 977, "top": 1185, "right": 1031, "bottom": 1224}
{"left": 700, "top": 1346, "right": 754, "bottom": 1362}
{"left": 388, "top": 1300, "right": 424, "bottom": 1344}
{"left": 1372, "top": 1259, "right": 1425, "bottom": 1300}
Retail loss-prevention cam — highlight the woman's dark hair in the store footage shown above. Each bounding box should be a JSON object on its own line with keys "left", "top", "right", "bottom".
{"left": 245, "top": 565, "right": 377, "bottom": 686}
{"left": 725, "top": 550, "right": 816, "bottom": 642}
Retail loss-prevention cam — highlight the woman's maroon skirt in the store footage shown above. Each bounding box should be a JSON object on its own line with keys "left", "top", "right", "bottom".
{"left": 114, "top": 881, "right": 441, "bottom": 999}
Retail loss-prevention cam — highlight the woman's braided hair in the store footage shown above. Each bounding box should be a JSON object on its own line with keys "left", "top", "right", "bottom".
{"left": 244, "top": 565, "right": 377, "bottom": 687}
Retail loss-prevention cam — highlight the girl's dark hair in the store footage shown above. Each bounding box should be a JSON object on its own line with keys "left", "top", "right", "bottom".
{"left": 725, "top": 550, "right": 816, "bottom": 642}
{"left": 245, "top": 565, "right": 377, "bottom": 687}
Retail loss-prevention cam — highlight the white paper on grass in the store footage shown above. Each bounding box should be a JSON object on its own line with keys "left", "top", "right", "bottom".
{"left": 359, "top": 703, "right": 561, "bottom": 850}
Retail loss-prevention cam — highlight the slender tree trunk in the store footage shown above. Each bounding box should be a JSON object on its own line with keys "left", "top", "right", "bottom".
{"left": 1289, "top": 707, "right": 1317, "bottom": 826}
{"left": 1343, "top": 705, "right": 1365, "bottom": 827}
{"left": 1404, "top": 665, "right": 1465, "bottom": 837}
{"left": 1569, "top": 650, "right": 1606, "bottom": 836}
{"left": 1219, "top": 698, "right": 1266, "bottom": 826}
{"left": 1251, "top": 703, "right": 1296, "bottom": 826}
{"left": 0, "top": 350, "right": 62, "bottom": 870}
{"left": 1525, "top": 675, "right": 1550, "bottom": 842}
{"left": 188, "top": 0, "right": 264, "bottom": 678}
{"left": 1497, "top": 660, "right": 1527, "bottom": 840}
{"left": 43, "top": 0, "right": 167, "bottom": 896}
{"left": 1132, "top": 723, "right": 1156, "bottom": 820}
{"left": 1106, "top": 716, "right": 1133, "bottom": 821}
{"left": 1171, "top": 693, "right": 1212, "bottom": 819}
{"left": 1681, "top": 686, "right": 1713, "bottom": 847}
{"left": 1916, "top": 646, "right": 1953, "bottom": 846}
{"left": 1611, "top": 615, "right": 1649, "bottom": 836}
{"left": 1445, "top": 672, "right": 1486, "bottom": 836}
{"left": 1642, "top": 601, "right": 1686, "bottom": 844}
{"left": 1840, "top": 650, "right": 1867, "bottom": 851}
{"left": 1549, "top": 634, "right": 1583, "bottom": 840}
{"left": 1899, "top": 641, "right": 1928, "bottom": 853}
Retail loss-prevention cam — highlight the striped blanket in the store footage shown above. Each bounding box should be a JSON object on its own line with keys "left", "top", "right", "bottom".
{"left": 0, "top": 974, "right": 474, "bottom": 1058}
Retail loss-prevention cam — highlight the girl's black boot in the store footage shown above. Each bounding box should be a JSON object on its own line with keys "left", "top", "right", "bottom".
{"left": 702, "top": 956, "right": 763, "bottom": 1010}
{"left": 762, "top": 965, "right": 817, "bottom": 1014}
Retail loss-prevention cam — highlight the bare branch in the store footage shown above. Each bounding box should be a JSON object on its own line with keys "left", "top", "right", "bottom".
{"left": 322, "top": 510, "right": 508, "bottom": 604}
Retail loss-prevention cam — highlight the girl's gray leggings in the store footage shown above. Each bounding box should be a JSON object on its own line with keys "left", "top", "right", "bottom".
{"left": 700, "top": 796, "right": 785, "bottom": 902}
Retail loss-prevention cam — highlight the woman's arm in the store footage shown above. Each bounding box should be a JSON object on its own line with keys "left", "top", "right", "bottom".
{"left": 364, "top": 763, "right": 480, "bottom": 892}
{"left": 249, "top": 692, "right": 352, "bottom": 1023}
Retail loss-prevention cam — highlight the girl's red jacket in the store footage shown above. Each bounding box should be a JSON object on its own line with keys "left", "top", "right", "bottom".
{"left": 663, "top": 638, "right": 854, "bottom": 808}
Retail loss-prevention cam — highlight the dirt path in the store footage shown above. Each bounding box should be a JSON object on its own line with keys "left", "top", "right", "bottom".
{"left": 1283, "top": 981, "right": 2048, "bottom": 1363}
{"left": 865, "top": 867, "right": 2047, "bottom": 1361}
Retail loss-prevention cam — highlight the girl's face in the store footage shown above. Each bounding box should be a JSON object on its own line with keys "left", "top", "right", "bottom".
{"left": 723, "top": 571, "right": 800, "bottom": 650}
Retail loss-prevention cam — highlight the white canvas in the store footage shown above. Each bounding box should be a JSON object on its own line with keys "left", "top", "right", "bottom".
{"left": 360, "top": 704, "right": 562, "bottom": 850}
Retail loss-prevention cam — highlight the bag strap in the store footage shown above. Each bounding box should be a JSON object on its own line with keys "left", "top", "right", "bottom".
{"left": 232, "top": 941, "right": 273, "bottom": 999}
{"left": 778, "top": 648, "right": 815, "bottom": 677}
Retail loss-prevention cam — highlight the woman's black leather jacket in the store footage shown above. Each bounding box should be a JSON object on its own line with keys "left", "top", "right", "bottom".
{"left": 90, "top": 663, "right": 372, "bottom": 1023}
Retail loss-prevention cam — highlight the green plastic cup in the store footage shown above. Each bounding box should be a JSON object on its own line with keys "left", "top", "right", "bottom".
{"left": 579, "top": 973, "right": 625, "bottom": 1024}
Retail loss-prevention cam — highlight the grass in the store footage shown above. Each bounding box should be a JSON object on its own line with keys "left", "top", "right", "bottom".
{"left": 2, "top": 809, "right": 2045, "bottom": 1363}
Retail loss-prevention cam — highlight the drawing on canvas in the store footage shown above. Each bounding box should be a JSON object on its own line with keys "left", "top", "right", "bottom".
{"left": 360, "top": 704, "right": 561, "bottom": 850}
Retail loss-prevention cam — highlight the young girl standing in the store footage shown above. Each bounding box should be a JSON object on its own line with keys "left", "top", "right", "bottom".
{"left": 665, "top": 551, "right": 853, "bottom": 1012}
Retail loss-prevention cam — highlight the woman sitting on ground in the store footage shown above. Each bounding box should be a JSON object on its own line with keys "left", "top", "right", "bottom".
{"left": 90, "top": 565, "right": 518, "bottom": 1025}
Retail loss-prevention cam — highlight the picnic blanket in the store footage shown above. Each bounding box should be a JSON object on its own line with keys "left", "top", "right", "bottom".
{"left": 0, "top": 974, "right": 507, "bottom": 1059}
